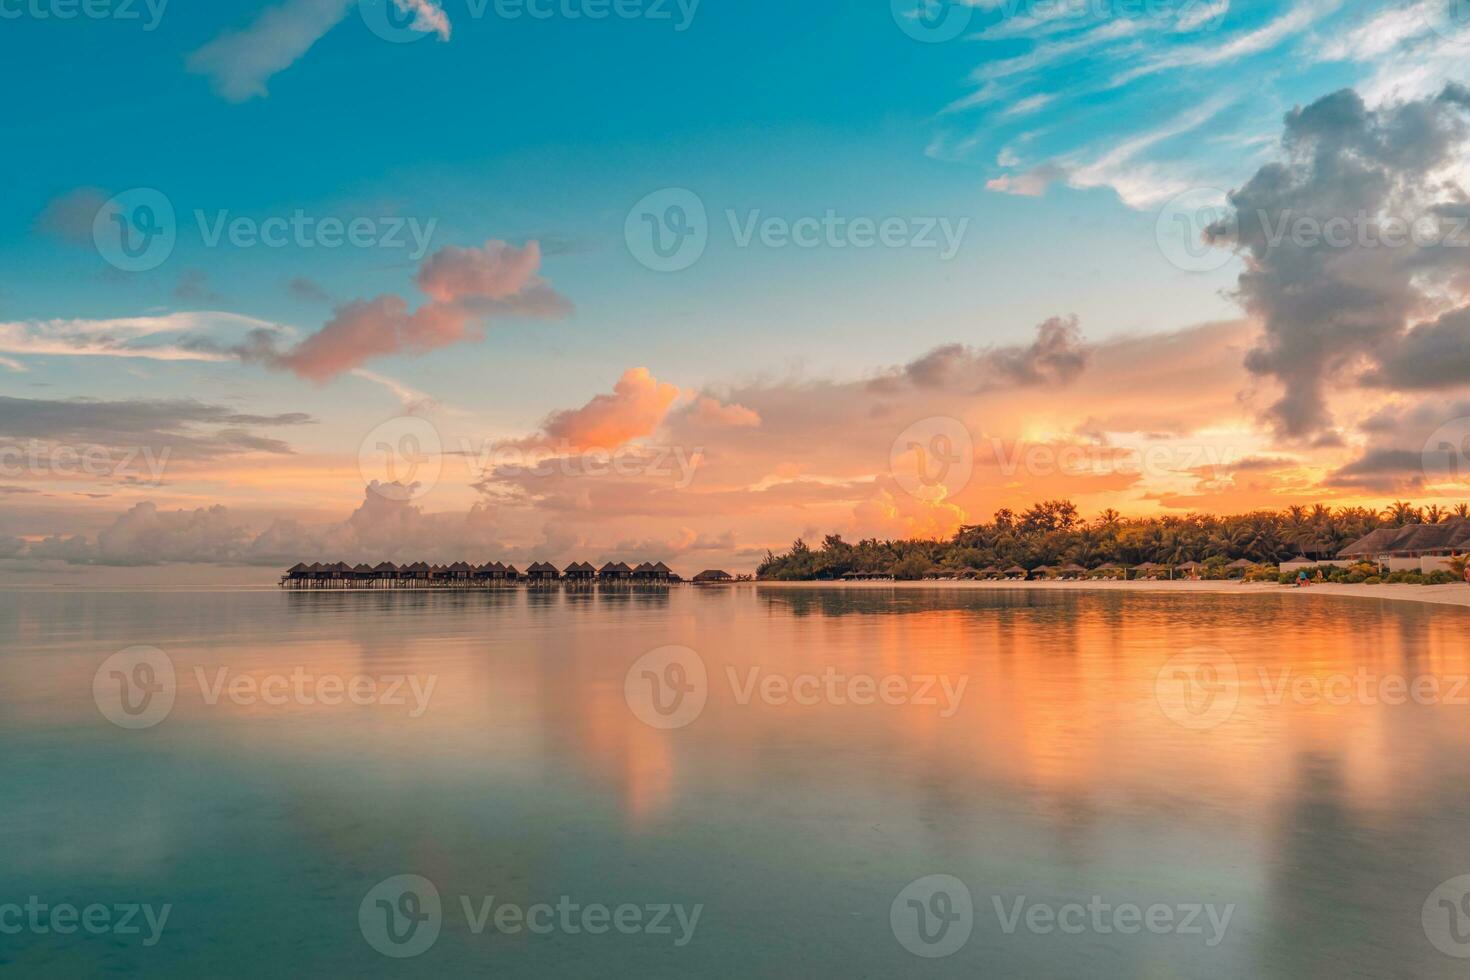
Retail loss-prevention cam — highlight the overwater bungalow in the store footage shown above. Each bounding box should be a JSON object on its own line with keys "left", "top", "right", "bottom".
{"left": 525, "top": 561, "right": 561, "bottom": 581}
{"left": 632, "top": 561, "right": 673, "bottom": 582}
{"left": 503, "top": 564, "right": 521, "bottom": 581}
{"left": 693, "top": 569, "right": 733, "bottom": 584}
{"left": 564, "top": 561, "right": 596, "bottom": 581}
{"left": 599, "top": 561, "right": 632, "bottom": 582}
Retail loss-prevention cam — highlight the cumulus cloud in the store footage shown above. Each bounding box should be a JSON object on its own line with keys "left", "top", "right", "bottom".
{"left": 539, "top": 368, "right": 682, "bottom": 450}
{"left": 236, "top": 240, "right": 570, "bottom": 382}
{"left": 1207, "top": 85, "right": 1470, "bottom": 439}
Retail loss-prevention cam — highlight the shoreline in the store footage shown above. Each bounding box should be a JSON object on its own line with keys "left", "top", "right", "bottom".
{"left": 752, "top": 578, "right": 1470, "bottom": 609}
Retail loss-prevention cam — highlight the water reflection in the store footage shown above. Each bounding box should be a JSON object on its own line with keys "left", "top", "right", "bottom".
{"left": 3, "top": 587, "right": 1470, "bottom": 977}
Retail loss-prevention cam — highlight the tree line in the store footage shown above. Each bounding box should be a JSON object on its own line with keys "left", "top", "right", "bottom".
{"left": 755, "top": 500, "right": 1470, "bottom": 581}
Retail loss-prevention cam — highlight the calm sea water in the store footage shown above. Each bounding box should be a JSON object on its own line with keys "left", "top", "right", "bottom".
{"left": 4, "top": 585, "right": 1470, "bottom": 977}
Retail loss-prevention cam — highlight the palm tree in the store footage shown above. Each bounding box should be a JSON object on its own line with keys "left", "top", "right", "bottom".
{"left": 1456, "top": 503, "right": 1469, "bottom": 520}
{"left": 1383, "top": 500, "right": 1420, "bottom": 527}
{"left": 1425, "top": 504, "right": 1448, "bottom": 525}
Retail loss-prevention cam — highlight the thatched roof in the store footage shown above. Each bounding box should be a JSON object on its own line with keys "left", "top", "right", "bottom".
{"left": 1226, "top": 558, "right": 1256, "bottom": 568}
{"left": 693, "top": 569, "right": 733, "bottom": 581}
{"left": 1004, "top": 565, "right": 1027, "bottom": 574}
{"left": 1340, "top": 520, "right": 1470, "bottom": 557}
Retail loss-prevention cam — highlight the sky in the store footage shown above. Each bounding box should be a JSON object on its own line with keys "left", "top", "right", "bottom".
{"left": 2, "top": 0, "right": 1470, "bottom": 576}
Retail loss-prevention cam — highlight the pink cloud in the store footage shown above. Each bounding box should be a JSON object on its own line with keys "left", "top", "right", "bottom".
{"left": 690, "top": 396, "right": 761, "bottom": 428}
{"left": 243, "top": 240, "right": 569, "bottom": 383}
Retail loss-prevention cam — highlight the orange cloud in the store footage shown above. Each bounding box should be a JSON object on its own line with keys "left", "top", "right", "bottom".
{"left": 542, "top": 368, "right": 682, "bottom": 450}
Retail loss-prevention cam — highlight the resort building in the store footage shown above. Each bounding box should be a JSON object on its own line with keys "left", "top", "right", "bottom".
{"left": 1338, "top": 520, "right": 1470, "bottom": 573}
{"left": 599, "top": 561, "right": 633, "bottom": 581}
{"left": 692, "top": 569, "right": 733, "bottom": 584}
{"left": 564, "top": 561, "right": 596, "bottom": 582}
{"left": 525, "top": 561, "right": 561, "bottom": 581}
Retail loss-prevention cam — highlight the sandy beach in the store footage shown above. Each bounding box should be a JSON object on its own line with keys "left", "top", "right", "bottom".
{"left": 755, "top": 577, "right": 1470, "bottom": 609}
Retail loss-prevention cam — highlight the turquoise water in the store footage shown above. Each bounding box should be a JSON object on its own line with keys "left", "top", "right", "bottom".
{"left": 4, "top": 586, "right": 1470, "bottom": 977}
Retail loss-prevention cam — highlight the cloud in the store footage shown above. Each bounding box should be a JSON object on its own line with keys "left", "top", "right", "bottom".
{"left": 690, "top": 396, "right": 761, "bottom": 428}
{"left": 174, "top": 269, "right": 223, "bottom": 304}
{"left": 1362, "top": 307, "right": 1470, "bottom": 390}
{"left": 1206, "top": 85, "right": 1470, "bottom": 438}
{"left": 539, "top": 368, "right": 683, "bottom": 451}
{"left": 237, "top": 240, "right": 570, "bottom": 382}
{"left": 0, "top": 395, "right": 313, "bottom": 461}
{"left": 393, "top": 0, "right": 451, "bottom": 38}
{"left": 286, "top": 277, "right": 332, "bottom": 304}
{"left": 0, "top": 311, "right": 276, "bottom": 364}
{"left": 34, "top": 187, "right": 108, "bottom": 245}
{"left": 898, "top": 315, "right": 1089, "bottom": 390}
{"left": 186, "top": 0, "right": 356, "bottom": 102}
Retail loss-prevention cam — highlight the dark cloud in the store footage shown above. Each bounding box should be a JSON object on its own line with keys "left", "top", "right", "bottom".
{"left": 1207, "top": 86, "right": 1470, "bottom": 439}
{"left": 34, "top": 187, "right": 108, "bottom": 245}
{"left": 0, "top": 396, "right": 314, "bottom": 459}
{"left": 286, "top": 276, "right": 331, "bottom": 303}
{"left": 898, "top": 315, "right": 1089, "bottom": 391}
{"left": 174, "top": 269, "right": 223, "bottom": 303}
{"left": 1362, "top": 307, "right": 1470, "bottom": 390}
